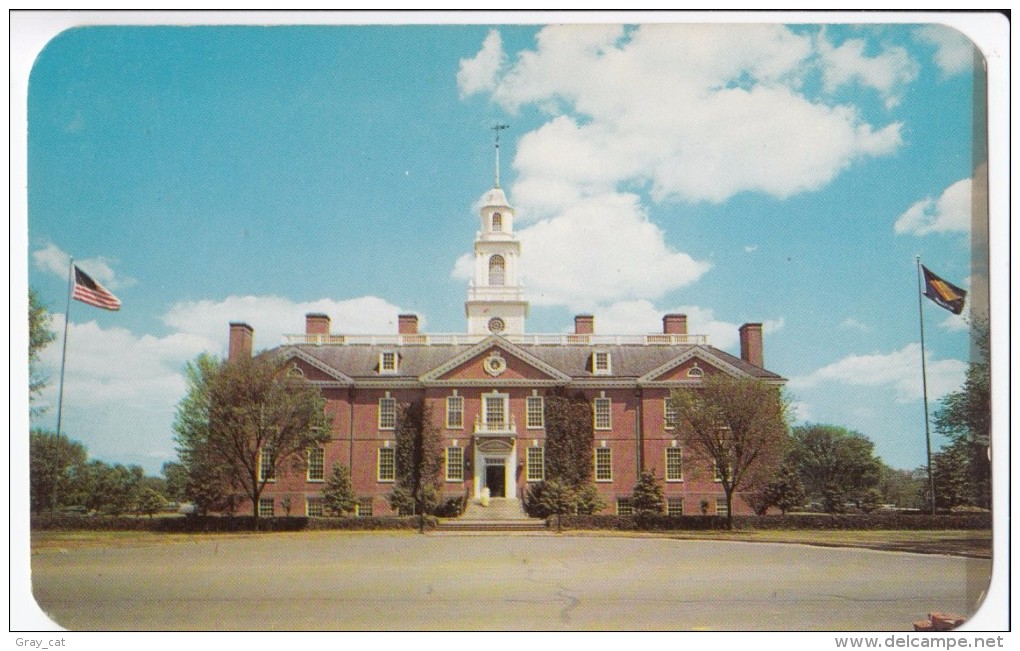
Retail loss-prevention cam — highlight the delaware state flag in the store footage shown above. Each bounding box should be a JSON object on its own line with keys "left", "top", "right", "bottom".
{"left": 921, "top": 265, "right": 967, "bottom": 315}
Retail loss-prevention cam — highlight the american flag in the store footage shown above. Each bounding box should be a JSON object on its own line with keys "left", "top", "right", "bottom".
{"left": 72, "top": 265, "right": 121, "bottom": 311}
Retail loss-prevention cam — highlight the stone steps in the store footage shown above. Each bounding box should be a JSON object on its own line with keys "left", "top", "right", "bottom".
{"left": 436, "top": 519, "right": 548, "bottom": 532}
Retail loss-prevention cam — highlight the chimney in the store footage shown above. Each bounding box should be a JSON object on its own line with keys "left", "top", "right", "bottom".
{"left": 663, "top": 313, "right": 688, "bottom": 335}
{"left": 398, "top": 314, "right": 419, "bottom": 335}
{"left": 739, "top": 323, "right": 764, "bottom": 368}
{"left": 305, "top": 313, "right": 331, "bottom": 336}
{"left": 574, "top": 314, "right": 595, "bottom": 335}
{"left": 228, "top": 322, "right": 254, "bottom": 361}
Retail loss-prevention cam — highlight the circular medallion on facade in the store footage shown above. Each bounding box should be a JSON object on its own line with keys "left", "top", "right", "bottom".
{"left": 484, "top": 351, "right": 507, "bottom": 377}
{"left": 487, "top": 317, "right": 506, "bottom": 333}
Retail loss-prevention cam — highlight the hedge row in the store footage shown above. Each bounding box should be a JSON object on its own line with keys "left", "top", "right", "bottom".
{"left": 554, "top": 512, "right": 992, "bottom": 531}
{"left": 31, "top": 514, "right": 437, "bottom": 533}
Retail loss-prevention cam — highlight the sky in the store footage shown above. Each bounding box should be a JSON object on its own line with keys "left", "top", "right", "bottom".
{"left": 20, "top": 15, "right": 998, "bottom": 476}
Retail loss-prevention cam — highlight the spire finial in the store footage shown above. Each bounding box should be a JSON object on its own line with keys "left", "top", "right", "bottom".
{"left": 492, "top": 123, "right": 509, "bottom": 188}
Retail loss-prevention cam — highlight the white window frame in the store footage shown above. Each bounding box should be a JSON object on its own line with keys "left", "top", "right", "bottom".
{"left": 307, "top": 447, "right": 325, "bottom": 482}
{"left": 667, "top": 497, "right": 684, "bottom": 517}
{"left": 592, "top": 350, "right": 612, "bottom": 375}
{"left": 665, "top": 447, "right": 683, "bottom": 482}
{"left": 356, "top": 497, "right": 373, "bottom": 517}
{"left": 716, "top": 498, "right": 729, "bottom": 517}
{"left": 306, "top": 497, "right": 324, "bottom": 517}
{"left": 446, "top": 394, "right": 464, "bottom": 429}
{"left": 446, "top": 446, "right": 464, "bottom": 482}
{"left": 595, "top": 447, "right": 613, "bottom": 482}
{"left": 594, "top": 396, "right": 612, "bottom": 430}
{"left": 526, "top": 446, "right": 545, "bottom": 482}
{"left": 378, "top": 395, "right": 396, "bottom": 430}
{"left": 259, "top": 447, "right": 275, "bottom": 482}
{"left": 526, "top": 395, "right": 544, "bottom": 429}
{"left": 379, "top": 351, "right": 398, "bottom": 374}
{"left": 489, "top": 255, "right": 506, "bottom": 286}
{"left": 492, "top": 212, "right": 503, "bottom": 231}
{"left": 258, "top": 497, "right": 274, "bottom": 518}
{"left": 664, "top": 399, "right": 678, "bottom": 430}
{"left": 377, "top": 447, "right": 396, "bottom": 482}
{"left": 616, "top": 498, "right": 633, "bottom": 516}
{"left": 482, "top": 391, "right": 509, "bottom": 430}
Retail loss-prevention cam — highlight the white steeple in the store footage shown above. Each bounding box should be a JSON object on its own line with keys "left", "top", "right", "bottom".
{"left": 465, "top": 127, "right": 529, "bottom": 335}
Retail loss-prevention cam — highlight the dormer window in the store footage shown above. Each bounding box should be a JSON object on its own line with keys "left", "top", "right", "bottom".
{"left": 379, "top": 351, "right": 398, "bottom": 374}
{"left": 492, "top": 212, "right": 503, "bottom": 231}
{"left": 592, "top": 350, "right": 612, "bottom": 375}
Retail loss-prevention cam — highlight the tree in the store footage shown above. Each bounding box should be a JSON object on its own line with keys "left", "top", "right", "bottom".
{"left": 748, "top": 463, "right": 805, "bottom": 515}
{"left": 925, "top": 442, "right": 974, "bottom": 510}
{"left": 392, "top": 399, "right": 443, "bottom": 531}
{"left": 322, "top": 462, "right": 357, "bottom": 516}
{"left": 544, "top": 388, "right": 595, "bottom": 488}
{"left": 876, "top": 463, "right": 922, "bottom": 509}
{"left": 788, "top": 424, "right": 882, "bottom": 512}
{"left": 574, "top": 482, "right": 606, "bottom": 515}
{"left": 137, "top": 488, "right": 165, "bottom": 517}
{"left": 29, "top": 429, "right": 87, "bottom": 513}
{"left": 526, "top": 479, "right": 576, "bottom": 531}
{"left": 29, "top": 288, "right": 57, "bottom": 412}
{"left": 161, "top": 461, "right": 189, "bottom": 503}
{"left": 631, "top": 470, "right": 664, "bottom": 515}
{"left": 204, "top": 354, "right": 330, "bottom": 528}
{"left": 932, "top": 319, "right": 991, "bottom": 509}
{"left": 670, "top": 374, "right": 789, "bottom": 529}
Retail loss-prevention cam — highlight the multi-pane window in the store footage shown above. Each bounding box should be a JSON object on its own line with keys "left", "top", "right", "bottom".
{"left": 446, "top": 447, "right": 464, "bottom": 482}
{"left": 492, "top": 212, "right": 503, "bottom": 231}
{"left": 716, "top": 498, "right": 729, "bottom": 517}
{"left": 489, "top": 255, "right": 505, "bottom": 286}
{"left": 356, "top": 497, "right": 373, "bottom": 517}
{"left": 379, "top": 396, "right": 396, "bottom": 430}
{"left": 446, "top": 395, "right": 464, "bottom": 429}
{"left": 259, "top": 447, "right": 275, "bottom": 482}
{"left": 664, "top": 399, "right": 678, "bottom": 430}
{"left": 616, "top": 498, "right": 633, "bottom": 516}
{"left": 527, "top": 446, "right": 545, "bottom": 482}
{"left": 526, "top": 396, "right": 544, "bottom": 428}
{"left": 594, "top": 397, "right": 612, "bottom": 430}
{"left": 378, "top": 447, "right": 395, "bottom": 482}
{"left": 306, "top": 497, "right": 324, "bottom": 517}
{"left": 307, "top": 447, "right": 325, "bottom": 482}
{"left": 258, "top": 498, "right": 274, "bottom": 518}
{"left": 595, "top": 447, "right": 613, "bottom": 482}
{"left": 593, "top": 351, "right": 611, "bottom": 375}
{"left": 380, "top": 351, "right": 398, "bottom": 373}
{"left": 665, "top": 447, "right": 683, "bottom": 482}
{"left": 484, "top": 394, "right": 506, "bottom": 429}
{"left": 667, "top": 497, "right": 684, "bottom": 517}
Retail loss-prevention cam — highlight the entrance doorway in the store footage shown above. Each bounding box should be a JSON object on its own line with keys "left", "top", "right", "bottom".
{"left": 485, "top": 463, "right": 506, "bottom": 497}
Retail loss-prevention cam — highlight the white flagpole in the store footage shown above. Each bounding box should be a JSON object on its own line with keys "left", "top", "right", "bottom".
{"left": 915, "top": 255, "right": 936, "bottom": 515}
{"left": 52, "top": 258, "right": 74, "bottom": 511}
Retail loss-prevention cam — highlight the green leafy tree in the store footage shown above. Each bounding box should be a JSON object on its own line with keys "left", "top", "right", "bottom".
{"left": 749, "top": 463, "right": 805, "bottom": 515}
{"left": 137, "top": 488, "right": 165, "bottom": 517}
{"left": 392, "top": 399, "right": 443, "bottom": 531}
{"left": 161, "top": 461, "right": 188, "bottom": 503}
{"left": 29, "top": 429, "right": 87, "bottom": 513}
{"left": 29, "top": 288, "right": 57, "bottom": 412}
{"left": 527, "top": 479, "right": 576, "bottom": 531}
{"left": 858, "top": 488, "right": 882, "bottom": 514}
{"left": 788, "top": 424, "right": 882, "bottom": 513}
{"left": 631, "top": 470, "right": 664, "bottom": 514}
{"left": 876, "top": 463, "right": 922, "bottom": 509}
{"left": 932, "top": 319, "right": 991, "bottom": 509}
{"left": 574, "top": 482, "right": 606, "bottom": 515}
{"left": 671, "top": 374, "right": 789, "bottom": 529}
{"left": 322, "top": 462, "right": 358, "bottom": 516}
{"left": 544, "top": 388, "right": 595, "bottom": 489}
{"left": 924, "top": 442, "right": 975, "bottom": 510}
{"left": 204, "top": 354, "right": 330, "bottom": 529}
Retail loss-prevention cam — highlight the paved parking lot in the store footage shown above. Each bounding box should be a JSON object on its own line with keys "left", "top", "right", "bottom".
{"left": 30, "top": 531, "right": 991, "bottom": 631}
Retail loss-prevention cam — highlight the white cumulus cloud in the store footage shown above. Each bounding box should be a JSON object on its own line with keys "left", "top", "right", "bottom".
{"left": 32, "top": 242, "right": 135, "bottom": 290}
{"left": 914, "top": 25, "right": 977, "bottom": 78}
{"left": 894, "top": 178, "right": 972, "bottom": 236}
{"left": 457, "top": 29, "right": 505, "bottom": 97}
{"left": 817, "top": 33, "right": 919, "bottom": 108}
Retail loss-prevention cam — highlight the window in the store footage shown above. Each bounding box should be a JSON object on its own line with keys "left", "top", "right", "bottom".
{"left": 593, "top": 351, "right": 612, "bottom": 375}
{"left": 716, "top": 498, "right": 729, "bottom": 517}
{"left": 259, "top": 447, "right": 275, "bottom": 482}
{"left": 492, "top": 212, "right": 503, "bottom": 231}
{"left": 527, "top": 447, "right": 545, "bottom": 482}
{"left": 307, "top": 447, "right": 325, "bottom": 482}
{"left": 687, "top": 365, "right": 704, "bottom": 378}
{"left": 356, "top": 497, "right": 373, "bottom": 517}
{"left": 595, "top": 447, "right": 613, "bottom": 482}
{"left": 526, "top": 396, "right": 544, "bottom": 428}
{"left": 379, "top": 351, "right": 398, "bottom": 374}
{"left": 665, "top": 447, "right": 683, "bottom": 482}
{"left": 664, "top": 399, "right": 678, "bottom": 430}
{"left": 667, "top": 497, "right": 684, "bottom": 517}
{"left": 489, "top": 255, "right": 505, "bottom": 286}
{"left": 378, "top": 447, "right": 395, "bottom": 482}
{"left": 484, "top": 393, "right": 507, "bottom": 429}
{"left": 306, "top": 497, "right": 324, "bottom": 517}
{"left": 594, "top": 397, "right": 612, "bottom": 430}
{"left": 446, "top": 394, "right": 464, "bottom": 429}
{"left": 446, "top": 447, "right": 464, "bottom": 482}
{"left": 258, "top": 498, "right": 274, "bottom": 518}
{"left": 379, "top": 396, "right": 396, "bottom": 430}
{"left": 616, "top": 498, "right": 633, "bottom": 516}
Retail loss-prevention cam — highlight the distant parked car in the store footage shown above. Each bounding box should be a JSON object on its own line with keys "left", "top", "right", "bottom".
{"left": 177, "top": 502, "right": 198, "bottom": 516}
{"left": 59, "top": 505, "right": 95, "bottom": 516}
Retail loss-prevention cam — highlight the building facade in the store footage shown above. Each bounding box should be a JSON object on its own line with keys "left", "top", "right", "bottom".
{"left": 227, "top": 174, "right": 785, "bottom": 519}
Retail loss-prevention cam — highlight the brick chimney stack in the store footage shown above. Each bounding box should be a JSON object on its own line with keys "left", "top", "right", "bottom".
{"left": 739, "top": 323, "right": 764, "bottom": 368}
{"left": 228, "top": 322, "right": 254, "bottom": 361}
{"left": 574, "top": 314, "right": 595, "bottom": 335}
{"left": 663, "top": 314, "right": 688, "bottom": 335}
{"left": 398, "top": 314, "right": 419, "bottom": 335}
{"left": 305, "top": 313, "right": 331, "bottom": 336}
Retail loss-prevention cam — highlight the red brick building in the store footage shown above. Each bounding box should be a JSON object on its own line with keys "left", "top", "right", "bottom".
{"left": 226, "top": 171, "right": 785, "bottom": 518}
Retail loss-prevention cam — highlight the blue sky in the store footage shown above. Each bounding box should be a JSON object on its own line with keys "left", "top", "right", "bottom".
{"left": 23, "top": 19, "right": 991, "bottom": 476}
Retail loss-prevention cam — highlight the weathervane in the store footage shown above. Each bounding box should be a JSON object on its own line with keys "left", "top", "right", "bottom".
{"left": 492, "top": 123, "right": 509, "bottom": 188}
